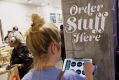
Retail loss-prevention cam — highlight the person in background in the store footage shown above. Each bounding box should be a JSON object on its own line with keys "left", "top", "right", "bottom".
{"left": 60, "top": 25, "right": 66, "bottom": 62}
{"left": 6, "top": 30, "right": 33, "bottom": 79}
{"left": 22, "top": 13, "right": 93, "bottom": 80}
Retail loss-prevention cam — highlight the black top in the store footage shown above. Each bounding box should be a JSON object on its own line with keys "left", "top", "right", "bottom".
{"left": 10, "top": 43, "right": 33, "bottom": 79}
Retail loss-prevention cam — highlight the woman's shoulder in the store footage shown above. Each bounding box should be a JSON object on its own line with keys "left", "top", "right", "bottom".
{"left": 22, "top": 67, "right": 61, "bottom": 80}
{"left": 22, "top": 69, "right": 85, "bottom": 80}
{"left": 22, "top": 69, "right": 42, "bottom": 80}
{"left": 62, "top": 70, "right": 85, "bottom": 80}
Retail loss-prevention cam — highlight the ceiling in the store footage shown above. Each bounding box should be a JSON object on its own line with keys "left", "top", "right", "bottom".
{"left": 0, "top": 0, "right": 62, "bottom": 8}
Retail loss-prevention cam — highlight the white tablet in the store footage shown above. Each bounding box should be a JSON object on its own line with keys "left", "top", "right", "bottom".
{"left": 62, "top": 58, "right": 92, "bottom": 78}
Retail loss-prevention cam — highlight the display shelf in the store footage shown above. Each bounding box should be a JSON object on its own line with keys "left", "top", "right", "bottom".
{"left": 0, "top": 44, "right": 13, "bottom": 67}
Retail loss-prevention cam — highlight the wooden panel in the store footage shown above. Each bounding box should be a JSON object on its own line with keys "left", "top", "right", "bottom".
{"left": 61, "top": 0, "right": 115, "bottom": 80}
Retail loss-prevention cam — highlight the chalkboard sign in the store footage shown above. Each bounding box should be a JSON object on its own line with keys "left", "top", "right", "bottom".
{"left": 61, "top": 0, "right": 115, "bottom": 80}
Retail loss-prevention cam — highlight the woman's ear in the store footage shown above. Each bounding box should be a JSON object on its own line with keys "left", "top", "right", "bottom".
{"left": 50, "top": 42, "right": 57, "bottom": 55}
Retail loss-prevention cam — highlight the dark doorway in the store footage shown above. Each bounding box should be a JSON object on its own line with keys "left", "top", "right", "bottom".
{"left": 0, "top": 19, "right": 4, "bottom": 42}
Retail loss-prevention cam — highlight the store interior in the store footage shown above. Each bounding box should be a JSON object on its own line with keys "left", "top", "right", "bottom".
{"left": 0, "top": 0, "right": 63, "bottom": 79}
{"left": 0, "top": 0, "right": 62, "bottom": 43}
{"left": 0, "top": 0, "right": 119, "bottom": 80}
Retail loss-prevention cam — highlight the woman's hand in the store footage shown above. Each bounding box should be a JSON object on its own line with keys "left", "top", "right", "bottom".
{"left": 84, "top": 62, "right": 93, "bottom": 80}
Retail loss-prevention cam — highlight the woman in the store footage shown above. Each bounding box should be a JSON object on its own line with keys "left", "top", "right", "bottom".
{"left": 22, "top": 13, "right": 93, "bottom": 80}
{"left": 7, "top": 30, "right": 33, "bottom": 79}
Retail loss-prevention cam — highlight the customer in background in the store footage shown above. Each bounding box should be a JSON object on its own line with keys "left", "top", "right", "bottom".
{"left": 60, "top": 25, "right": 66, "bottom": 62}
{"left": 22, "top": 13, "right": 93, "bottom": 80}
{"left": 6, "top": 30, "right": 33, "bottom": 79}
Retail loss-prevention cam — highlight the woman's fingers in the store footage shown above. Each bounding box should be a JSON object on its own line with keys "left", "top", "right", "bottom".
{"left": 84, "top": 62, "right": 93, "bottom": 80}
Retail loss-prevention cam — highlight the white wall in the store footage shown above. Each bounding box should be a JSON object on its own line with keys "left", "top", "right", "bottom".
{"left": 38, "top": 5, "right": 63, "bottom": 28}
{"left": 0, "top": 1, "right": 37, "bottom": 37}
{"left": 0, "top": 1, "right": 62, "bottom": 42}
{"left": 0, "top": 33, "right": 2, "bottom": 44}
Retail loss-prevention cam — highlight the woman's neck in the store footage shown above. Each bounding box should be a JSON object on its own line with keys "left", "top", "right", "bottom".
{"left": 33, "top": 58, "right": 55, "bottom": 69}
{"left": 33, "top": 62, "right": 54, "bottom": 69}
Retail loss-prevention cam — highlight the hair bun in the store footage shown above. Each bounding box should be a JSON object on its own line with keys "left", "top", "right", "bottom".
{"left": 31, "top": 13, "right": 45, "bottom": 31}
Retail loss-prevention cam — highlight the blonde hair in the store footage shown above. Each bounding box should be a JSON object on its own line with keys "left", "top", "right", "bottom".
{"left": 8, "top": 31, "right": 24, "bottom": 43}
{"left": 26, "top": 13, "right": 60, "bottom": 67}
